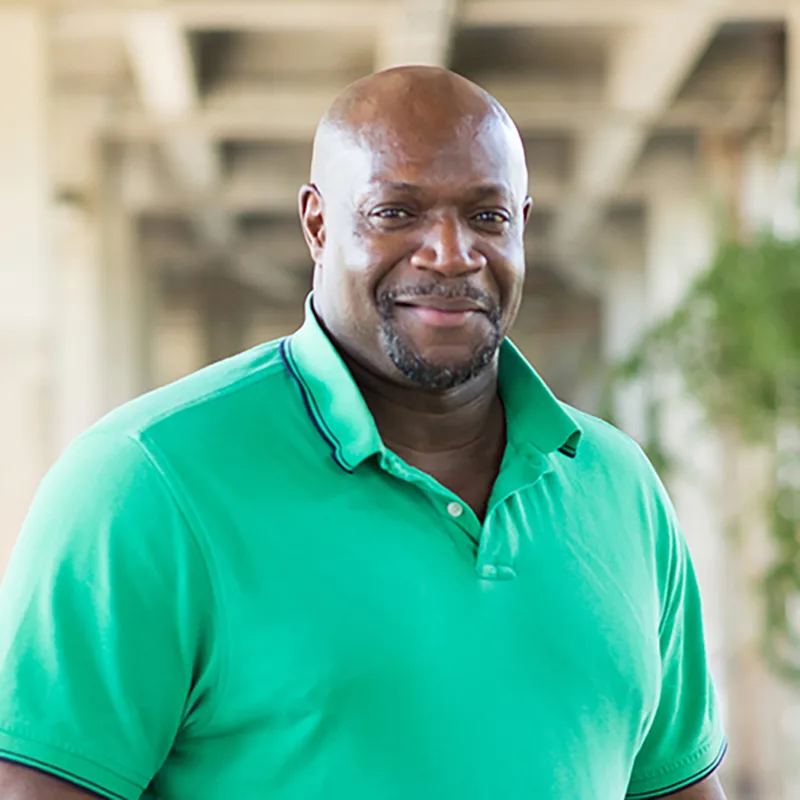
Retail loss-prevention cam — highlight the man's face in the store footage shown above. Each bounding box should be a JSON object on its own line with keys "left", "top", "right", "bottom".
{"left": 302, "top": 114, "right": 531, "bottom": 390}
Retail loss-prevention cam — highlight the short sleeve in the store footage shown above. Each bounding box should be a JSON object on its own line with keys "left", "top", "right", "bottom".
{"left": 0, "top": 431, "right": 220, "bottom": 800}
{"left": 626, "top": 488, "right": 727, "bottom": 798}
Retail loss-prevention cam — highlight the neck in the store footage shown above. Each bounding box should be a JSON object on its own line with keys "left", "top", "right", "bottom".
{"left": 341, "top": 351, "right": 504, "bottom": 456}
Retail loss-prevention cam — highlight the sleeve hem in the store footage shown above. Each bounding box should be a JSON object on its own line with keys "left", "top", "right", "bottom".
{"left": 626, "top": 737, "right": 727, "bottom": 799}
{"left": 0, "top": 730, "right": 146, "bottom": 800}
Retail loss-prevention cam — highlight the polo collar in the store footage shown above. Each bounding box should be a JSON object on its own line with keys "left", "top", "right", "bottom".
{"left": 497, "top": 337, "right": 582, "bottom": 460}
{"left": 282, "top": 295, "right": 582, "bottom": 472}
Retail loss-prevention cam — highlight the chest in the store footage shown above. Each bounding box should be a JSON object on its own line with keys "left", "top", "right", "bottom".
{"left": 158, "top": 474, "right": 661, "bottom": 798}
{"left": 393, "top": 446, "right": 503, "bottom": 520}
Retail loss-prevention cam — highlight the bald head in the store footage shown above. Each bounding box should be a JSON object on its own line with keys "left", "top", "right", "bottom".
{"left": 310, "top": 67, "right": 528, "bottom": 198}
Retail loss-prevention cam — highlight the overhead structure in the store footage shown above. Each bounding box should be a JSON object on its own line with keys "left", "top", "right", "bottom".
{"left": 376, "top": 0, "right": 460, "bottom": 70}
{"left": 125, "top": 10, "right": 231, "bottom": 247}
{"left": 44, "top": 0, "right": 790, "bottom": 300}
{"left": 553, "top": 4, "right": 718, "bottom": 263}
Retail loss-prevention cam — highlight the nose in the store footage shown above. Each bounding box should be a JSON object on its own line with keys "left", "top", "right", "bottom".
{"left": 409, "top": 213, "right": 487, "bottom": 276}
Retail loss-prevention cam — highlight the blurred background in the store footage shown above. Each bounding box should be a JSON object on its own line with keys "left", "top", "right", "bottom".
{"left": 1, "top": 0, "right": 799, "bottom": 797}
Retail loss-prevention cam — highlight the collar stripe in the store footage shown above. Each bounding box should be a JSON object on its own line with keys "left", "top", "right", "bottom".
{"left": 280, "top": 338, "right": 354, "bottom": 474}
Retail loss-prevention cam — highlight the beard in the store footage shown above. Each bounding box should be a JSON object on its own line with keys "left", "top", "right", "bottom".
{"left": 376, "top": 281, "right": 503, "bottom": 391}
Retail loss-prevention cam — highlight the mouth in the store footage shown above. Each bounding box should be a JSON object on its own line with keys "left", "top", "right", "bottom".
{"left": 392, "top": 298, "right": 485, "bottom": 328}
{"left": 394, "top": 297, "right": 485, "bottom": 312}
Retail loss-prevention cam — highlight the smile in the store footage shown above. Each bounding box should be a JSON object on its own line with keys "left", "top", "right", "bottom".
{"left": 393, "top": 302, "right": 483, "bottom": 328}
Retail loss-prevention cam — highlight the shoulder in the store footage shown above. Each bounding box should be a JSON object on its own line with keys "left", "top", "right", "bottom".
{"left": 564, "top": 404, "right": 654, "bottom": 479}
{"left": 29, "top": 338, "right": 294, "bottom": 538}
{"left": 560, "top": 404, "right": 677, "bottom": 535}
{"left": 70, "top": 337, "right": 300, "bottom": 484}
{"left": 92, "top": 337, "right": 290, "bottom": 445}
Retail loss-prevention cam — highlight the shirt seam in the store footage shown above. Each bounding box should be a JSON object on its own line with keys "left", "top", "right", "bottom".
{"left": 0, "top": 725, "right": 148, "bottom": 790}
{"left": 125, "top": 346, "right": 288, "bottom": 438}
{"left": 128, "top": 432, "right": 231, "bottom": 737}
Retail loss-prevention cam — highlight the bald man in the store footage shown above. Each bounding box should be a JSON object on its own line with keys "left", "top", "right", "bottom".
{"left": 0, "top": 68, "right": 726, "bottom": 799}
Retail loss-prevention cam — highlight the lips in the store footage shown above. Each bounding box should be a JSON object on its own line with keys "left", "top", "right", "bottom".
{"left": 378, "top": 283, "right": 498, "bottom": 330}
{"left": 392, "top": 300, "right": 485, "bottom": 328}
{"left": 392, "top": 297, "right": 486, "bottom": 313}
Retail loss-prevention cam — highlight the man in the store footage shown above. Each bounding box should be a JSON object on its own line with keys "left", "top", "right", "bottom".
{"left": 0, "top": 67, "right": 726, "bottom": 799}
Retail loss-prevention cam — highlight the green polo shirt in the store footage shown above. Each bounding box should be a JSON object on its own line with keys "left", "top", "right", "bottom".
{"left": 0, "top": 298, "right": 725, "bottom": 799}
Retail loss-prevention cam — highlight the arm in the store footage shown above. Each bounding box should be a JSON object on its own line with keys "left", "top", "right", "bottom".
{"left": 0, "top": 432, "right": 219, "bottom": 800}
{"left": 673, "top": 773, "right": 727, "bottom": 799}
{"left": 0, "top": 761, "right": 104, "bottom": 799}
{"left": 626, "top": 460, "right": 727, "bottom": 799}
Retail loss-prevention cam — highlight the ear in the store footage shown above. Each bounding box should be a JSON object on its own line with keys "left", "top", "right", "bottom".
{"left": 299, "top": 183, "right": 326, "bottom": 264}
{"left": 521, "top": 195, "right": 534, "bottom": 227}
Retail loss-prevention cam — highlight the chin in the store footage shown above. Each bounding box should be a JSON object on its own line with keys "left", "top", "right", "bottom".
{"left": 387, "top": 339, "right": 499, "bottom": 391}
{"left": 380, "top": 315, "right": 502, "bottom": 389}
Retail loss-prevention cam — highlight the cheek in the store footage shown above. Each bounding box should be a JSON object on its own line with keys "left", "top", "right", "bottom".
{"left": 509, "top": 261, "right": 526, "bottom": 294}
{"left": 319, "top": 237, "right": 386, "bottom": 323}
{"left": 323, "top": 215, "right": 382, "bottom": 277}
{"left": 490, "top": 250, "right": 525, "bottom": 299}
{"left": 493, "top": 263, "right": 525, "bottom": 330}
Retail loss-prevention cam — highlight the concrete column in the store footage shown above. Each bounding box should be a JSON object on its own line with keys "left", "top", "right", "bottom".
{"left": 52, "top": 195, "right": 107, "bottom": 450}
{"left": 645, "top": 146, "right": 794, "bottom": 797}
{"left": 733, "top": 135, "right": 800, "bottom": 800}
{"left": 202, "top": 275, "right": 248, "bottom": 365}
{"left": 0, "top": 10, "right": 52, "bottom": 570}
{"left": 740, "top": 135, "right": 780, "bottom": 233}
{"left": 244, "top": 307, "right": 305, "bottom": 350}
{"left": 721, "top": 433, "right": 785, "bottom": 800}
{"left": 600, "top": 228, "right": 648, "bottom": 443}
{"left": 644, "top": 168, "right": 730, "bottom": 742}
{"left": 205, "top": 302, "right": 246, "bottom": 366}
{"left": 101, "top": 145, "right": 153, "bottom": 407}
{"left": 152, "top": 305, "right": 206, "bottom": 387}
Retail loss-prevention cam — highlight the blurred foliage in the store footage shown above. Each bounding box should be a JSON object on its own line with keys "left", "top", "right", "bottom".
{"left": 640, "top": 400, "right": 675, "bottom": 480}
{"left": 763, "top": 486, "right": 800, "bottom": 681}
{"left": 617, "top": 231, "right": 800, "bottom": 679}
{"left": 618, "top": 234, "right": 800, "bottom": 438}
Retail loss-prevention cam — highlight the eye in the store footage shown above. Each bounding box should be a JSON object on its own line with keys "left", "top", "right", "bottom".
{"left": 372, "top": 207, "right": 413, "bottom": 220}
{"left": 474, "top": 210, "right": 510, "bottom": 225}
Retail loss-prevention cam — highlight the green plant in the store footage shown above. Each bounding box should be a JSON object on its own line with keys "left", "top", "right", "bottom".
{"left": 617, "top": 231, "right": 800, "bottom": 678}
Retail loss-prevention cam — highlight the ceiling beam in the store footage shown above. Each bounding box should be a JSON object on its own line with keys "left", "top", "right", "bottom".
{"left": 176, "top": 0, "right": 386, "bottom": 31}
{"left": 376, "top": 0, "right": 460, "bottom": 70}
{"left": 552, "top": 6, "right": 719, "bottom": 263}
{"left": 462, "top": 0, "right": 675, "bottom": 27}
{"left": 123, "top": 153, "right": 571, "bottom": 216}
{"left": 124, "top": 10, "right": 232, "bottom": 247}
{"left": 718, "top": 36, "right": 783, "bottom": 133}
{"left": 52, "top": 0, "right": 796, "bottom": 39}
{"left": 99, "top": 86, "right": 775, "bottom": 144}
{"left": 53, "top": 1, "right": 388, "bottom": 38}
{"left": 462, "top": 0, "right": 793, "bottom": 26}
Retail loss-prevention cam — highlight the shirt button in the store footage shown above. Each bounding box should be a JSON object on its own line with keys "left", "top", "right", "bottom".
{"left": 447, "top": 501, "right": 464, "bottom": 518}
{"left": 477, "top": 564, "right": 517, "bottom": 581}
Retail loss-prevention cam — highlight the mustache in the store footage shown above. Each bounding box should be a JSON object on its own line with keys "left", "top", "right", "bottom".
{"left": 377, "top": 281, "right": 500, "bottom": 321}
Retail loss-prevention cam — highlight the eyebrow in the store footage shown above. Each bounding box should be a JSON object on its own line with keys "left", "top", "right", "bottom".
{"left": 371, "top": 181, "right": 423, "bottom": 195}
{"left": 468, "top": 183, "right": 513, "bottom": 201}
{"left": 372, "top": 181, "right": 513, "bottom": 200}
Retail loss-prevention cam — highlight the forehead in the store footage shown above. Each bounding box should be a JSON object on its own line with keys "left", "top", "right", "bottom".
{"left": 346, "top": 115, "right": 527, "bottom": 199}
